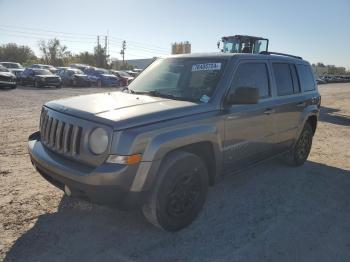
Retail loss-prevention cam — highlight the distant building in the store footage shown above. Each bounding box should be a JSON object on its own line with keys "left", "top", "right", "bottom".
{"left": 171, "top": 41, "right": 191, "bottom": 54}
{"left": 312, "top": 65, "right": 328, "bottom": 76}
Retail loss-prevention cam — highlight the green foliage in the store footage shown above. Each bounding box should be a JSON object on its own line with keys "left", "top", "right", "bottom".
{"left": 94, "top": 44, "right": 109, "bottom": 68}
{"left": 38, "top": 38, "right": 72, "bottom": 66}
{"left": 0, "top": 43, "right": 37, "bottom": 65}
{"left": 70, "top": 52, "right": 96, "bottom": 66}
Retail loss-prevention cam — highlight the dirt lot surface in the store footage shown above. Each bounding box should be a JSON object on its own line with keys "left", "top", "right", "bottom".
{"left": 1, "top": 84, "right": 350, "bottom": 261}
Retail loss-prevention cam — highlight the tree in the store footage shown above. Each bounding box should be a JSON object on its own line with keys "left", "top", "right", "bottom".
{"left": 70, "top": 51, "right": 96, "bottom": 66}
{"left": 38, "top": 38, "right": 71, "bottom": 66}
{"left": 0, "top": 43, "right": 37, "bottom": 65}
{"left": 94, "top": 43, "right": 109, "bottom": 68}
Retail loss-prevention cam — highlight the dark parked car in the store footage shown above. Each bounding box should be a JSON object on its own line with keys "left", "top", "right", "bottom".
{"left": 20, "top": 68, "right": 61, "bottom": 88}
{"left": 110, "top": 70, "right": 134, "bottom": 86}
{"left": 0, "top": 65, "right": 16, "bottom": 89}
{"left": 30, "top": 64, "right": 57, "bottom": 73}
{"left": 57, "top": 68, "right": 91, "bottom": 87}
{"left": 28, "top": 52, "right": 320, "bottom": 231}
{"left": 84, "top": 67, "right": 120, "bottom": 87}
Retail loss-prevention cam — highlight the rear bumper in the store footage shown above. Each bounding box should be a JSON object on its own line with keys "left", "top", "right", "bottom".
{"left": 28, "top": 131, "right": 146, "bottom": 209}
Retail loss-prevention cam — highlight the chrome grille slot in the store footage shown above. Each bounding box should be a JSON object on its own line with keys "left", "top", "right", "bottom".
{"left": 55, "top": 121, "right": 64, "bottom": 150}
{"left": 63, "top": 124, "right": 72, "bottom": 154}
{"left": 49, "top": 119, "right": 57, "bottom": 147}
{"left": 40, "top": 109, "right": 82, "bottom": 156}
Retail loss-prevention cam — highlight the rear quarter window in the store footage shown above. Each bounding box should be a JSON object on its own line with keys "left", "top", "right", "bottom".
{"left": 296, "top": 64, "right": 316, "bottom": 92}
{"left": 272, "top": 63, "right": 294, "bottom": 96}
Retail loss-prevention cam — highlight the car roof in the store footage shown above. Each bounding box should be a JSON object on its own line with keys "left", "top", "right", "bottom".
{"left": 161, "top": 52, "right": 309, "bottom": 65}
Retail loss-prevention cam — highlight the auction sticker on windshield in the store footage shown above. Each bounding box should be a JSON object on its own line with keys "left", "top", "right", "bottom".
{"left": 192, "top": 63, "right": 221, "bottom": 72}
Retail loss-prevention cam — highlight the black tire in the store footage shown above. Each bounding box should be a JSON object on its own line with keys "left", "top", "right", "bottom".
{"left": 285, "top": 122, "right": 313, "bottom": 166}
{"left": 97, "top": 80, "right": 102, "bottom": 87}
{"left": 11, "top": 84, "right": 17, "bottom": 89}
{"left": 56, "top": 84, "right": 62, "bottom": 89}
{"left": 142, "top": 151, "right": 208, "bottom": 232}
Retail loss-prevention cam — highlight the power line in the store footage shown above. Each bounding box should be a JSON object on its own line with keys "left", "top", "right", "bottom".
{"left": 0, "top": 31, "right": 96, "bottom": 44}
{"left": 0, "top": 25, "right": 170, "bottom": 59}
{"left": 0, "top": 24, "right": 97, "bottom": 37}
{"left": 0, "top": 24, "right": 169, "bottom": 52}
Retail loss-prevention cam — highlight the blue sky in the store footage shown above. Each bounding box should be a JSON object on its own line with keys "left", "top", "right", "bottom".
{"left": 0, "top": 0, "right": 349, "bottom": 68}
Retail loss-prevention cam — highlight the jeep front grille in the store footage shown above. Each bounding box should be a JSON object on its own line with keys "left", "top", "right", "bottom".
{"left": 40, "top": 109, "right": 82, "bottom": 156}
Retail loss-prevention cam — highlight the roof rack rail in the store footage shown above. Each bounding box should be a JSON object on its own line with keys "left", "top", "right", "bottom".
{"left": 259, "top": 51, "right": 302, "bottom": 60}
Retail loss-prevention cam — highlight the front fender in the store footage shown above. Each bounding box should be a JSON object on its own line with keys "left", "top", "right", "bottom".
{"left": 130, "top": 124, "right": 223, "bottom": 192}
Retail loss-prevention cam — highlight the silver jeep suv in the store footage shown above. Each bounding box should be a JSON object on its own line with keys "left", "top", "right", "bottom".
{"left": 28, "top": 52, "right": 321, "bottom": 231}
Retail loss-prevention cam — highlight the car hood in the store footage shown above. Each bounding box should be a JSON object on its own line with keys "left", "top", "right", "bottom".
{"left": 9, "top": 69, "right": 24, "bottom": 73}
{"left": 36, "top": 74, "right": 59, "bottom": 78}
{"left": 45, "top": 92, "right": 209, "bottom": 130}
{"left": 74, "top": 74, "right": 89, "bottom": 78}
{"left": 101, "top": 74, "right": 117, "bottom": 78}
{"left": 0, "top": 72, "right": 15, "bottom": 77}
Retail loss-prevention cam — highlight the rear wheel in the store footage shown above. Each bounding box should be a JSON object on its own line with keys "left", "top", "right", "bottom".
{"left": 142, "top": 151, "right": 208, "bottom": 232}
{"left": 285, "top": 122, "right": 313, "bottom": 166}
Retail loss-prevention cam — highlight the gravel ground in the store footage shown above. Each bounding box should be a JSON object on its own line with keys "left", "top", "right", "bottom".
{"left": 0, "top": 84, "right": 350, "bottom": 262}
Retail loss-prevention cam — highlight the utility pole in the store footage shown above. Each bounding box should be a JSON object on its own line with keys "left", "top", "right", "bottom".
{"left": 120, "top": 40, "right": 126, "bottom": 65}
{"left": 104, "top": 35, "right": 107, "bottom": 52}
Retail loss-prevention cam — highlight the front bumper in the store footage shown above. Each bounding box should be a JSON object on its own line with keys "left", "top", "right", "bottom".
{"left": 28, "top": 131, "right": 146, "bottom": 209}
{"left": 0, "top": 80, "right": 16, "bottom": 87}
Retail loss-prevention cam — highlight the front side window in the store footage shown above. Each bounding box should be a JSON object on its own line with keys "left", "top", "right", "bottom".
{"left": 297, "top": 64, "right": 316, "bottom": 92}
{"left": 273, "top": 63, "right": 294, "bottom": 96}
{"left": 230, "top": 63, "right": 270, "bottom": 98}
{"left": 129, "top": 58, "right": 226, "bottom": 103}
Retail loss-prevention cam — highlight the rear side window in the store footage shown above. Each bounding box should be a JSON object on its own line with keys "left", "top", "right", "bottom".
{"left": 273, "top": 63, "right": 294, "bottom": 96}
{"left": 296, "top": 64, "right": 316, "bottom": 91}
{"left": 230, "top": 63, "right": 270, "bottom": 98}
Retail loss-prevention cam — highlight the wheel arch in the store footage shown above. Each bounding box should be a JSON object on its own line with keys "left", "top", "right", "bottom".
{"left": 130, "top": 125, "right": 223, "bottom": 192}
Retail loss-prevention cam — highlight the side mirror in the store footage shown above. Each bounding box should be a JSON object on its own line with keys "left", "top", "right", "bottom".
{"left": 226, "top": 87, "right": 259, "bottom": 105}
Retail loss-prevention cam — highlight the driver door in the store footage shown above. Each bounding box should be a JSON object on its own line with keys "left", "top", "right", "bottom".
{"left": 223, "top": 61, "right": 276, "bottom": 172}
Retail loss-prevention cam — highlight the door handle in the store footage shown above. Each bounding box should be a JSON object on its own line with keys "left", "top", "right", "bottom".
{"left": 296, "top": 102, "right": 306, "bottom": 107}
{"left": 264, "top": 108, "right": 275, "bottom": 115}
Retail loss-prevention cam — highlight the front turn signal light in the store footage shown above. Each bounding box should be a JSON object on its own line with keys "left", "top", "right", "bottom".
{"left": 106, "top": 154, "right": 142, "bottom": 165}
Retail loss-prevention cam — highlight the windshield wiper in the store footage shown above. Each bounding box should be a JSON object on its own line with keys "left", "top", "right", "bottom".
{"left": 131, "top": 90, "right": 197, "bottom": 102}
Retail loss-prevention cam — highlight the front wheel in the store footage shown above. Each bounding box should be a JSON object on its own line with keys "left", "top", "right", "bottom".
{"left": 285, "top": 122, "right": 313, "bottom": 166}
{"left": 142, "top": 151, "right": 208, "bottom": 232}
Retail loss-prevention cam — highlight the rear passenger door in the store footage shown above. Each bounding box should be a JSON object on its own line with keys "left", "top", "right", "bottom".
{"left": 223, "top": 60, "right": 276, "bottom": 171}
{"left": 271, "top": 62, "right": 304, "bottom": 150}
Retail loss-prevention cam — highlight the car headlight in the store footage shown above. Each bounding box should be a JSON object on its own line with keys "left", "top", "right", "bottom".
{"left": 88, "top": 127, "right": 109, "bottom": 154}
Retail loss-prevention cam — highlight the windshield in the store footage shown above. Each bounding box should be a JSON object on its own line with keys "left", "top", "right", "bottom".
{"left": 128, "top": 58, "right": 226, "bottom": 103}
{"left": 34, "top": 69, "right": 52, "bottom": 75}
{"left": 118, "top": 71, "right": 131, "bottom": 77}
{"left": 1, "top": 62, "right": 23, "bottom": 69}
